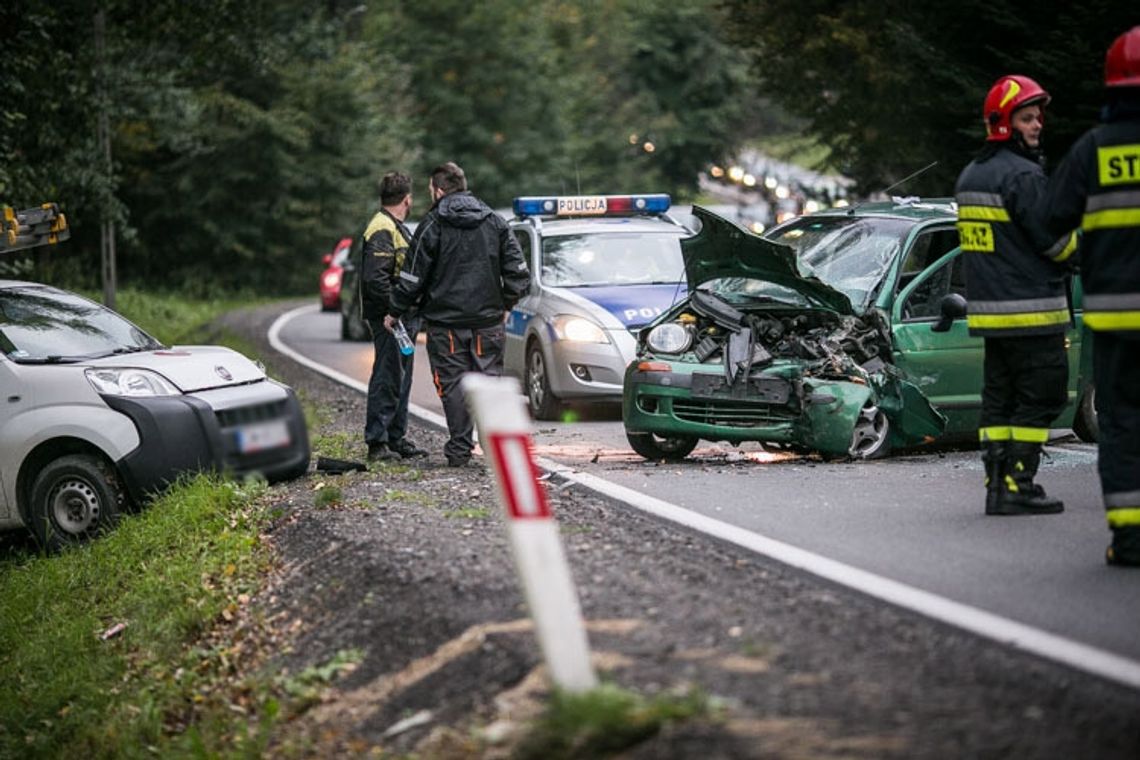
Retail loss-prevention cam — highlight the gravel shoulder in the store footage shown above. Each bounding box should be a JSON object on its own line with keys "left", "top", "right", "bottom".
{"left": 219, "top": 301, "right": 1140, "bottom": 759}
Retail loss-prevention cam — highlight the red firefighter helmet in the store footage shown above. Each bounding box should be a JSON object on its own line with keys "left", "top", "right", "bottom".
{"left": 1105, "top": 26, "right": 1140, "bottom": 87}
{"left": 983, "top": 75, "right": 1051, "bottom": 142}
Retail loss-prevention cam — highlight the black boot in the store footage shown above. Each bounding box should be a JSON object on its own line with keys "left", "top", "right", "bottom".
{"left": 994, "top": 442, "right": 1064, "bottom": 515}
{"left": 982, "top": 441, "right": 1007, "bottom": 516}
{"left": 1107, "top": 526, "right": 1140, "bottom": 567}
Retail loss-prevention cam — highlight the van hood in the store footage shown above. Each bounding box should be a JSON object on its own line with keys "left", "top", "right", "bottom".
{"left": 88, "top": 345, "right": 266, "bottom": 392}
{"left": 682, "top": 206, "right": 855, "bottom": 314}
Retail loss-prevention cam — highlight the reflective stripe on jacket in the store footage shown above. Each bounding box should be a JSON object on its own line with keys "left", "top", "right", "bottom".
{"left": 954, "top": 147, "right": 1072, "bottom": 337}
{"left": 1037, "top": 114, "right": 1140, "bottom": 333}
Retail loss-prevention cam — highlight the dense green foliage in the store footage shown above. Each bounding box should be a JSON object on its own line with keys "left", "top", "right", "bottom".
{"left": 2, "top": 0, "right": 751, "bottom": 295}
{"left": 723, "top": 0, "right": 1139, "bottom": 195}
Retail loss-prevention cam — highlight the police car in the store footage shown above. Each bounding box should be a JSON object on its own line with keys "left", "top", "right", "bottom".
{"left": 505, "top": 194, "right": 690, "bottom": 419}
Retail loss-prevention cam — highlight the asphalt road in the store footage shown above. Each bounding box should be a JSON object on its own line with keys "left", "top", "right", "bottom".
{"left": 281, "top": 306, "right": 1140, "bottom": 675}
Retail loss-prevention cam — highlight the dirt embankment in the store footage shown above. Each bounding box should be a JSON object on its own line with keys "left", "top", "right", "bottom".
{"left": 221, "top": 302, "right": 1140, "bottom": 759}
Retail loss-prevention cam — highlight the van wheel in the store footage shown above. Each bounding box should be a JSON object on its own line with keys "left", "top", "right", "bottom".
{"left": 29, "top": 454, "right": 124, "bottom": 552}
{"left": 626, "top": 431, "right": 698, "bottom": 461}
{"left": 1073, "top": 386, "right": 1098, "bottom": 443}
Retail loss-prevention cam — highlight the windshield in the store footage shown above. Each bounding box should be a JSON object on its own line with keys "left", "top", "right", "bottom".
{"left": 541, "top": 231, "right": 686, "bottom": 287}
{"left": 0, "top": 285, "right": 164, "bottom": 363}
{"left": 755, "top": 216, "right": 912, "bottom": 311}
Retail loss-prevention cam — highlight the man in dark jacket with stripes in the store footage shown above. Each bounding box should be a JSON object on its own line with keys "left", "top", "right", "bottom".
{"left": 955, "top": 74, "right": 1079, "bottom": 517}
{"left": 386, "top": 162, "right": 530, "bottom": 466}
{"left": 1035, "top": 27, "right": 1140, "bottom": 566}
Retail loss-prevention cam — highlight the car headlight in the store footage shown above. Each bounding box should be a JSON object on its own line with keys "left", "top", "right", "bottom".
{"left": 646, "top": 323, "right": 693, "bottom": 354}
{"left": 551, "top": 315, "right": 609, "bottom": 343}
{"left": 85, "top": 368, "right": 181, "bottom": 397}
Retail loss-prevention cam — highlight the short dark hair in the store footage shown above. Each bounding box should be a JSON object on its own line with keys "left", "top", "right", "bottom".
{"left": 380, "top": 171, "right": 412, "bottom": 207}
{"left": 430, "top": 162, "right": 467, "bottom": 195}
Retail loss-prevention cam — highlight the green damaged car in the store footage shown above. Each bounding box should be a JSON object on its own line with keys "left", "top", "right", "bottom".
{"left": 622, "top": 199, "right": 1095, "bottom": 460}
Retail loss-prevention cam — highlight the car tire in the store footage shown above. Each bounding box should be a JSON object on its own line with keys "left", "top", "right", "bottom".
{"left": 28, "top": 454, "right": 125, "bottom": 552}
{"left": 1073, "top": 385, "right": 1098, "bottom": 443}
{"left": 848, "top": 400, "right": 891, "bottom": 460}
{"left": 526, "top": 343, "right": 562, "bottom": 421}
{"left": 626, "top": 431, "right": 698, "bottom": 461}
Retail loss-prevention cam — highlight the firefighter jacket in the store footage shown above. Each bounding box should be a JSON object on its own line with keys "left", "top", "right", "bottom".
{"left": 389, "top": 191, "right": 529, "bottom": 329}
{"left": 1036, "top": 100, "right": 1140, "bottom": 333}
{"left": 955, "top": 146, "right": 1077, "bottom": 337}
{"left": 360, "top": 208, "right": 412, "bottom": 321}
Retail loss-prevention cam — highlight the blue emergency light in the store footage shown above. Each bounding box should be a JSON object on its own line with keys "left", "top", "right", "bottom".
{"left": 513, "top": 194, "right": 671, "bottom": 218}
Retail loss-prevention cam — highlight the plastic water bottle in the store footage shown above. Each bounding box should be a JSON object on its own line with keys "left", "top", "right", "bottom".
{"left": 392, "top": 320, "right": 415, "bottom": 356}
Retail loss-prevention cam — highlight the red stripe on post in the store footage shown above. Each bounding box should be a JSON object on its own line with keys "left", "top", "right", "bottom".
{"left": 488, "top": 432, "right": 551, "bottom": 519}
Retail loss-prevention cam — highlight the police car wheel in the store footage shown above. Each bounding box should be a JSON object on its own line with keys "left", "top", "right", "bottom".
{"left": 1073, "top": 386, "right": 1098, "bottom": 443}
{"left": 526, "top": 343, "right": 562, "bottom": 421}
{"left": 28, "top": 454, "right": 124, "bottom": 552}
{"left": 626, "top": 431, "right": 698, "bottom": 461}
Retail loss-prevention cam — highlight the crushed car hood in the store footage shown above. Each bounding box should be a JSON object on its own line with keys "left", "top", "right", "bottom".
{"left": 683, "top": 207, "right": 855, "bottom": 315}
{"left": 87, "top": 346, "right": 266, "bottom": 392}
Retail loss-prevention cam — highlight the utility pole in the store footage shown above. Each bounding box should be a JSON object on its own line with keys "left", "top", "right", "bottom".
{"left": 95, "top": 7, "right": 116, "bottom": 309}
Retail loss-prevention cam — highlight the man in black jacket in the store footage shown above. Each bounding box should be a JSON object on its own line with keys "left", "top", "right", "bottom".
{"left": 1035, "top": 27, "right": 1140, "bottom": 566}
{"left": 386, "top": 162, "right": 529, "bottom": 466}
{"left": 955, "top": 75, "right": 1079, "bottom": 516}
{"left": 360, "top": 171, "right": 427, "bottom": 462}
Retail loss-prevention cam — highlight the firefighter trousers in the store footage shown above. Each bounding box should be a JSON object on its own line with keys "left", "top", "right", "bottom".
{"left": 978, "top": 334, "right": 1068, "bottom": 443}
{"left": 425, "top": 323, "right": 506, "bottom": 463}
{"left": 1092, "top": 332, "right": 1140, "bottom": 533}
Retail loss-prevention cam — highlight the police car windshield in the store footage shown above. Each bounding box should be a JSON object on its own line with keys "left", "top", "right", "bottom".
{"left": 0, "top": 286, "right": 163, "bottom": 362}
{"left": 541, "top": 231, "right": 685, "bottom": 287}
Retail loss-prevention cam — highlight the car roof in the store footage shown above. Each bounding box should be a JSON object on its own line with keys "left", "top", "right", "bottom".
{"left": 811, "top": 197, "right": 957, "bottom": 222}
{"left": 511, "top": 215, "right": 688, "bottom": 237}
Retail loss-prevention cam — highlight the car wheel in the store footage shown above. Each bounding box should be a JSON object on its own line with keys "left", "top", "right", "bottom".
{"left": 1073, "top": 385, "right": 1098, "bottom": 443}
{"left": 28, "top": 454, "right": 124, "bottom": 552}
{"left": 526, "top": 343, "right": 562, "bottom": 421}
{"left": 848, "top": 400, "right": 891, "bottom": 459}
{"left": 626, "top": 431, "right": 698, "bottom": 461}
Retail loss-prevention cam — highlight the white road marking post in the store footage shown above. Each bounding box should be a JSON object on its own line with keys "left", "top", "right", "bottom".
{"left": 461, "top": 373, "right": 597, "bottom": 692}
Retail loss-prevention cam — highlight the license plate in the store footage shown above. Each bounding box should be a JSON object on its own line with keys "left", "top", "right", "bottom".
{"left": 690, "top": 373, "right": 791, "bottom": 404}
{"left": 236, "top": 420, "right": 291, "bottom": 453}
{"left": 557, "top": 195, "right": 606, "bottom": 216}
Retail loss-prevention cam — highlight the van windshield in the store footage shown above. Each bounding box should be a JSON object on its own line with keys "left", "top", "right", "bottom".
{"left": 0, "top": 285, "right": 163, "bottom": 363}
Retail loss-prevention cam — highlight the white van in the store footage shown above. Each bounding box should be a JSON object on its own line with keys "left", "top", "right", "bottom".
{"left": 0, "top": 280, "right": 310, "bottom": 550}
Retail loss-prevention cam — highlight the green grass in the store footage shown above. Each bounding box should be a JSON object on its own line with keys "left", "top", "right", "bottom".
{"left": 0, "top": 476, "right": 278, "bottom": 758}
{"left": 87, "top": 288, "right": 263, "bottom": 346}
{"left": 444, "top": 507, "right": 490, "bottom": 520}
{"left": 514, "top": 683, "right": 713, "bottom": 759}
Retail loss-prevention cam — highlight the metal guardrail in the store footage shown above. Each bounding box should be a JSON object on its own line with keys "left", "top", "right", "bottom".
{"left": 1, "top": 203, "right": 70, "bottom": 254}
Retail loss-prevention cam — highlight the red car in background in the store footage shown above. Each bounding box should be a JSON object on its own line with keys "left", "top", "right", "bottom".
{"left": 319, "top": 237, "right": 353, "bottom": 311}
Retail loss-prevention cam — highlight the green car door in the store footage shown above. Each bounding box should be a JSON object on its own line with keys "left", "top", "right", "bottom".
{"left": 890, "top": 248, "right": 1084, "bottom": 438}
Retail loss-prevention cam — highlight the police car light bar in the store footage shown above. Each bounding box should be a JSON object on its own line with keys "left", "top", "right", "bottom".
{"left": 513, "top": 194, "right": 671, "bottom": 218}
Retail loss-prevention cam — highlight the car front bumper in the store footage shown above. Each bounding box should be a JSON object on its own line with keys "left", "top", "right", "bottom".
{"left": 103, "top": 380, "right": 310, "bottom": 503}
{"left": 622, "top": 361, "right": 875, "bottom": 456}
{"left": 544, "top": 329, "right": 639, "bottom": 401}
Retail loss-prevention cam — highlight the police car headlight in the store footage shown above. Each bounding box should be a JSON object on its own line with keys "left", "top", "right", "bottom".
{"left": 552, "top": 316, "right": 609, "bottom": 343}
{"left": 646, "top": 323, "right": 693, "bottom": 354}
{"left": 86, "top": 368, "right": 181, "bottom": 397}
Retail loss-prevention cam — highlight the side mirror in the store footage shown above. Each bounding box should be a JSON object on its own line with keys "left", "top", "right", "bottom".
{"left": 322, "top": 253, "right": 332, "bottom": 266}
{"left": 931, "top": 293, "right": 967, "bottom": 333}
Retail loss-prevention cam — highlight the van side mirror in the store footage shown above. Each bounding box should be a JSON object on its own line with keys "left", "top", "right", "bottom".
{"left": 931, "top": 293, "right": 967, "bottom": 333}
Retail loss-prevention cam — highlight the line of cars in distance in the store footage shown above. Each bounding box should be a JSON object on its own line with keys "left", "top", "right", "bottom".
{"left": 330, "top": 193, "right": 1096, "bottom": 462}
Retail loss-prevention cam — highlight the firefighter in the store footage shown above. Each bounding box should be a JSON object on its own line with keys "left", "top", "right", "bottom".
{"left": 955, "top": 75, "right": 1079, "bottom": 516}
{"left": 1035, "top": 27, "right": 1140, "bottom": 566}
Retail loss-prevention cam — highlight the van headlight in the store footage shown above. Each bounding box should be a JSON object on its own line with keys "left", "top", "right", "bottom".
{"left": 86, "top": 368, "right": 181, "bottom": 397}
{"left": 551, "top": 315, "right": 609, "bottom": 343}
{"left": 646, "top": 323, "right": 693, "bottom": 354}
